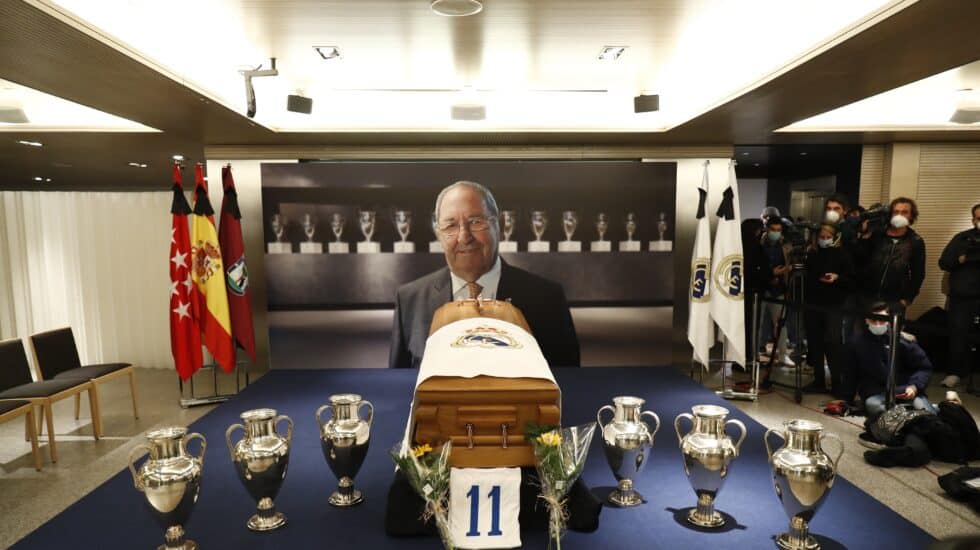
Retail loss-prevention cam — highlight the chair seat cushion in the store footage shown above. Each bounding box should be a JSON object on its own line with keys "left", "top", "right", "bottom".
{"left": 52, "top": 363, "right": 131, "bottom": 380}
{"left": 0, "top": 379, "right": 87, "bottom": 399}
{"left": 0, "top": 399, "right": 32, "bottom": 415}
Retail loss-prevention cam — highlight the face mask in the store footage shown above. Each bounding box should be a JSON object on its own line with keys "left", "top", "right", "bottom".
{"left": 824, "top": 210, "right": 841, "bottom": 224}
{"left": 767, "top": 231, "right": 781, "bottom": 242}
{"left": 867, "top": 322, "right": 888, "bottom": 336}
{"left": 817, "top": 238, "right": 833, "bottom": 248}
{"left": 890, "top": 214, "right": 909, "bottom": 228}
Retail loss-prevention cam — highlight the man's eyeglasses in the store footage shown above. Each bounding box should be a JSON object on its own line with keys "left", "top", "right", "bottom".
{"left": 438, "top": 216, "right": 497, "bottom": 238}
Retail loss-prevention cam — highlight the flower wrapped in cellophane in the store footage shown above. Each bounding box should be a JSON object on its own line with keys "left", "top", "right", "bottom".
{"left": 390, "top": 440, "right": 454, "bottom": 550}
{"left": 526, "top": 422, "right": 597, "bottom": 550}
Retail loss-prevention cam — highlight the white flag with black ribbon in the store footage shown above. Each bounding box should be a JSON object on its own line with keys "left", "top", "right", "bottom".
{"left": 709, "top": 160, "right": 746, "bottom": 368}
{"left": 688, "top": 161, "right": 713, "bottom": 369}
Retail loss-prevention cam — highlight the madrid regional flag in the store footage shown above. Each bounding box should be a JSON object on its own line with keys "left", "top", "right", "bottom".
{"left": 169, "top": 165, "right": 203, "bottom": 380}
{"left": 687, "top": 161, "right": 713, "bottom": 369}
{"left": 218, "top": 164, "right": 256, "bottom": 361}
{"left": 190, "top": 164, "right": 235, "bottom": 372}
{"left": 708, "top": 160, "right": 746, "bottom": 368}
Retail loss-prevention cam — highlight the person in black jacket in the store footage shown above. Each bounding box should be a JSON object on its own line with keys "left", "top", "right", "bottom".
{"left": 937, "top": 203, "right": 980, "bottom": 388}
{"left": 803, "top": 223, "right": 855, "bottom": 397}
{"left": 855, "top": 197, "right": 926, "bottom": 311}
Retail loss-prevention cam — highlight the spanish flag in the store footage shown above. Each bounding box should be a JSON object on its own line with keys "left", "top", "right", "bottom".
{"left": 190, "top": 164, "right": 235, "bottom": 372}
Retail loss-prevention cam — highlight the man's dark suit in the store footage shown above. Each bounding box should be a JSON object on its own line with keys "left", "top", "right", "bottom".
{"left": 388, "top": 260, "right": 580, "bottom": 368}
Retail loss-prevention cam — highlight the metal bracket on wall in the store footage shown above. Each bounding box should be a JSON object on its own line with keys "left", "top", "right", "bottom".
{"left": 177, "top": 361, "right": 251, "bottom": 407}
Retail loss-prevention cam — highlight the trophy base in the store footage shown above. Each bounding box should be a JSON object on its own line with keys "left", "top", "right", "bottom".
{"left": 686, "top": 507, "right": 725, "bottom": 528}
{"left": 300, "top": 242, "right": 323, "bottom": 254}
{"left": 393, "top": 241, "right": 416, "bottom": 253}
{"left": 649, "top": 240, "right": 673, "bottom": 252}
{"left": 528, "top": 241, "right": 550, "bottom": 253}
{"left": 590, "top": 240, "right": 612, "bottom": 252}
{"left": 429, "top": 241, "right": 443, "bottom": 253}
{"left": 619, "top": 240, "right": 641, "bottom": 252}
{"left": 157, "top": 541, "right": 197, "bottom": 550}
{"left": 267, "top": 242, "right": 292, "bottom": 254}
{"left": 498, "top": 241, "right": 518, "bottom": 253}
{"left": 607, "top": 488, "right": 644, "bottom": 507}
{"left": 328, "top": 242, "right": 350, "bottom": 254}
{"left": 247, "top": 511, "right": 287, "bottom": 532}
{"left": 776, "top": 532, "right": 819, "bottom": 550}
{"left": 558, "top": 241, "right": 582, "bottom": 252}
{"left": 356, "top": 242, "right": 381, "bottom": 254}
{"left": 329, "top": 488, "right": 364, "bottom": 507}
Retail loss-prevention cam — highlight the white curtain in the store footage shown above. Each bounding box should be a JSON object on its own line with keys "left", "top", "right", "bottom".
{"left": 0, "top": 191, "right": 174, "bottom": 370}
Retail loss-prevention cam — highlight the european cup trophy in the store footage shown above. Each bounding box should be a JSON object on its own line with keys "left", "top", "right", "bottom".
{"left": 598, "top": 396, "right": 660, "bottom": 507}
{"left": 227, "top": 409, "right": 293, "bottom": 531}
{"left": 620, "top": 212, "right": 640, "bottom": 252}
{"left": 529, "top": 210, "right": 550, "bottom": 252}
{"left": 300, "top": 213, "right": 322, "bottom": 254}
{"left": 317, "top": 394, "right": 374, "bottom": 507}
{"left": 499, "top": 209, "right": 518, "bottom": 252}
{"left": 558, "top": 210, "right": 581, "bottom": 252}
{"left": 328, "top": 212, "right": 349, "bottom": 254}
{"left": 675, "top": 405, "right": 746, "bottom": 528}
{"left": 429, "top": 212, "right": 442, "bottom": 253}
{"left": 267, "top": 213, "right": 291, "bottom": 254}
{"left": 393, "top": 210, "right": 415, "bottom": 253}
{"left": 650, "top": 210, "right": 673, "bottom": 252}
{"left": 357, "top": 210, "right": 380, "bottom": 254}
{"left": 591, "top": 212, "right": 611, "bottom": 252}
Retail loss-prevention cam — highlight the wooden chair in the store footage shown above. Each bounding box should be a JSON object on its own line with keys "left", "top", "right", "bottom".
{"left": 29, "top": 327, "right": 138, "bottom": 438}
{"left": 0, "top": 399, "right": 42, "bottom": 471}
{"left": 0, "top": 337, "right": 100, "bottom": 462}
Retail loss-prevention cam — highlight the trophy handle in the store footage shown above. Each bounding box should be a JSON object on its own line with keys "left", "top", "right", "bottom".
{"left": 641, "top": 410, "right": 661, "bottom": 440}
{"left": 225, "top": 423, "right": 245, "bottom": 459}
{"left": 127, "top": 443, "right": 152, "bottom": 491}
{"left": 725, "top": 419, "right": 748, "bottom": 453}
{"left": 820, "top": 432, "right": 845, "bottom": 471}
{"left": 596, "top": 405, "right": 614, "bottom": 430}
{"left": 359, "top": 400, "right": 375, "bottom": 426}
{"left": 674, "top": 413, "right": 694, "bottom": 447}
{"left": 276, "top": 415, "right": 294, "bottom": 443}
{"left": 763, "top": 428, "right": 784, "bottom": 464}
{"left": 185, "top": 432, "right": 207, "bottom": 468}
{"left": 315, "top": 404, "right": 331, "bottom": 429}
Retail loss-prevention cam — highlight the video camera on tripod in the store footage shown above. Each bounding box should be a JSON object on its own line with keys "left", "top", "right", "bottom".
{"left": 858, "top": 203, "right": 891, "bottom": 234}
{"left": 780, "top": 218, "right": 820, "bottom": 269}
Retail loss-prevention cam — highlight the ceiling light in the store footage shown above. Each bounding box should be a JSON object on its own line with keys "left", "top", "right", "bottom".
{"left": 33, "top": 176, "right": 42, "bottom": 181}
{"left": 741, "top": 152, "right": 749, "bottom": 156}
{"left": 430, "top": 0, "right": 483, "bottom": 17}
{"left": 128, "top": 162, "right": 148, "bottom": 168}
{"left": 754, "top": 163, "right": 760, "bottom": 167}
{"left": 45, "top": 178, "right": 51, "bottom": 182}
{"left": 17, "top": 139, "right": 42, "bottom": 147}
{"left": 172, "top": 154, "right": 184, "bottom": 161}
{"left": 800, "top": 152, "right": 808, "bottom": 156}
{"left": 598, "top": 46, "right": 627, "bottom": 61}
{"left": 313, "top": 46, "right": 342, "bottom": 61}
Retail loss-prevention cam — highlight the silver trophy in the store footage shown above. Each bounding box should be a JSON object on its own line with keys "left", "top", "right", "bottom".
{"left": 394, "top": 210, "right": 412, "bottom": 242}
{"left": 625, "top": 212, "right": 637, "bottom": 242}
{"left": 330, "top": 212, "right": 346, "bottom": 242}
{"left": 765, "top": 420, "right": 844, "bottom": 550}
{"left": 531, "top": 210, "right": 548, "bottom": 241}
{"left": 317, "top": 394, "right": 374, "bottom": 507}
{"left": 226, "top": 408, "right": 293, "bottom": 532}
{"left": 359, "top": 211, "right": 376, "bottom": 242}
{"left": 675, "top": 405, "right": 747, "bottom": 528}
{"left": 302, "top": 214, "right": 317, "bottom": 242}
{"left": 562, "top": 210, "right": 578, "bottom": 241}
{"left": 270, "top": 214, "right": 286, "bottom": 243}
{"left": 128, "top": 426, "right": 206, "bottom": 550}
{"left": 596, "top": 213, "right": 609, "bottom": 241}
{"left": 501, "top": 210, "right": 517, "bottom": 241}
{"left": 597, "top": 396, "right": 660, "bottom": 507}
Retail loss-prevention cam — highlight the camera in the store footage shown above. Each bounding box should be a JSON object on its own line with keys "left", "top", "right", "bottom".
{"left": 781, "top": 218, "right": 820, "bottom": 269}
{"left": 859, "top": 204, "right": 890, "bottom": 234}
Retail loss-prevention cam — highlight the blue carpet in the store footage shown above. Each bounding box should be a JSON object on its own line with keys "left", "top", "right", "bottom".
{"left": 12, "top": 368, "right": 934, "bottom": 549}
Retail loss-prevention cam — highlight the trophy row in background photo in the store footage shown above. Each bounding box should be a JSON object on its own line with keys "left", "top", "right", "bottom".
{"left": 266, "top": 209, "right": 673, "bottom": 254}
{"left": 128, "top": 395, "right": 841, "bottom": 550}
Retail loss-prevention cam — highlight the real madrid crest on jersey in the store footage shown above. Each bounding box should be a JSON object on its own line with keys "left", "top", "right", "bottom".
{"left": 452, "top": 325, "right": 523, "bottom": 349}
{"left": 714, "top": 254, "right": 743, "bottom": 300}
{"left": 690, "top": 257, "right": 710, "bottom": 302}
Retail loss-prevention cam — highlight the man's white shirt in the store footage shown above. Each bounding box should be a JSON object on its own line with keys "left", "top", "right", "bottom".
{"left": 450, "top": 256, "right": 501, "bottom": 300}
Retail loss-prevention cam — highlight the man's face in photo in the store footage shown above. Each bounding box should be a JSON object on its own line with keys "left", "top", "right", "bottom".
{"left": 437, "top": 185, "right": 499, "bottom": 281}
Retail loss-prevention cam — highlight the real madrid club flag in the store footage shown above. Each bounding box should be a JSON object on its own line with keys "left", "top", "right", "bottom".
{"left": 190, "top": 164, "right": 235, "bottom": 372}
{"left": 217, "top": 165, "right": 256, "bottom": 361}
{"left": 169, "top": 165, "right": 203, "bottom": 380}
{"left": 688, "top": 161, "right": 713, "bottom": 369}
{"left": 708, "top": 160, "right": 746, "bottom": 368}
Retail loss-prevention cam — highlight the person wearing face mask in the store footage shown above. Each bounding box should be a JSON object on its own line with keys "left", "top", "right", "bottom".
{"left": 937, "top": 203, "right": 980, "bottom": 388}
{"left": 802, "top": 224, "right": 855, "bottom": 397}
{"left": 822, "top": 193, "right": 858, "bottom": 248}
{"left": 851, "top": 302, "right": 938, "bottom": 424}
{"left": 758, "top": 217, "right": 794, "bottom": 366}
{"left": 856, "top": 197, "right": 926, "bottom": 311}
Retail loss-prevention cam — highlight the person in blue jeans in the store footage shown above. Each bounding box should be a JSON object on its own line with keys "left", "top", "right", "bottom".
{"left": 850, "top": 302, "right": 938, "bottom": 420}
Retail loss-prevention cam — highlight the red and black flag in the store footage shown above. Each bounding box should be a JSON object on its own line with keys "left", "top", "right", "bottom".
{"left": 218, "top": 164, "right": 256, "bottom": 360}
{"left": 169, "top": 164, "right": 203, "bottom": 380}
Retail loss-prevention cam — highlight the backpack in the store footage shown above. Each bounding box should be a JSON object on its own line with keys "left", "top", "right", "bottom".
{"left": 868, "top": 405, "right": 929, "bottom": 446}
{"left": 938, "top": 401, "right": 980, "bottom": 462}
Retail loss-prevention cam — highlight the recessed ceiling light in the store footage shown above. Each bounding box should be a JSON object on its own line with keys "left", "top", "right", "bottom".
{"left": 430, "top": 0, "right": 483, "bottom": 16}
{"left": 800, "top": 152, "right": 808, "bottom": 156}
{"left": 33, "top": 176, "right": 42, "bottom": 181}
{"left": 128, "top": 162, "right": 149, "bottom": 168}
{"left": 753, "top": 163, "right": 760, "bottom": 167}
{"left": 313, "top": 46, "right": 342, "bottom": 61}
{"left": 172, "top": 154, "right": 184, "bottom": 161}
{"left": 17, "top": 140, "right": 43, "bottom": 147}
{"left": 45, "top": 178, "right": 51, "bottom": 182}
{"left": 598, "top": 46, "right": 627, "bottom": 61}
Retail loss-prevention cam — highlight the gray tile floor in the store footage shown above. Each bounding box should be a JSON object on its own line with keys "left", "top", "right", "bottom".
{"left": 1, "top": 365, "right": 978, "bottom": 548}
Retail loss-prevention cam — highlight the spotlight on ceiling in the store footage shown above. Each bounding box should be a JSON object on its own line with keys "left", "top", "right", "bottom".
{"left": 128, "top": 162, "right": 148, "bottom": 168}
{"left": 287, "top": 94, "right": 313, "bottom": 115}
{"left": 17, "top": 140, "right": 42, "bottom": 147}
{"left": 598, "top": 46, "right": 627, "bottom": 61}
{"left": 313, "top": 46, "right": 342, "bottom": 61}
{"left": 172, "top": 154, "right": 185, "bottom": 161}
{"left": 430, "top": 0, "right": 483, "bottom": 17}
{"left": 633, "top": 94, "right": 660, "bottom": 113}
{"left": 238, "top": 58, "right": 279, "bottom": 118}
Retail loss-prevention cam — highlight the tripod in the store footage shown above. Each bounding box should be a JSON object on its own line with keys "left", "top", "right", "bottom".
{"left": 762, "top": 262, "right": 808, "bottom": 403}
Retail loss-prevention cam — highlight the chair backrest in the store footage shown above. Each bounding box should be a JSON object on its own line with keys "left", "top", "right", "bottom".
{"left": 30, "top": 327, "right": 82, "bottom": 379}
{"left": 0, "top": 338, "right": 36, "bottom": 390}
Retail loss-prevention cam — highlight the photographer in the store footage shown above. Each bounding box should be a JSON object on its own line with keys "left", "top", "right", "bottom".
{"left": 856, "top": 197, "right": 926, "bottom": 311}
{"left": 803, "top": 223, "right": 855, "bottom": 397}
{"left": 759, "top": 217, "right": 794, "bottom": 366}
{"left": 937, "top": 203, "right": 980, "bottom": 388}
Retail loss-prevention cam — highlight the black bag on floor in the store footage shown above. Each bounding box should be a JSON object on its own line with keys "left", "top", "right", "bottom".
{"left": 938, "top": 401, "right": 980, "bottom": 462}
{"left": 867, "top": 404, "right": 929, "bottom": 446}
{"left": 937, "top": 466, "right": 980, "bottom": 513}
{"left": 906, "top": 306, "right": 949, "bottom": 372}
